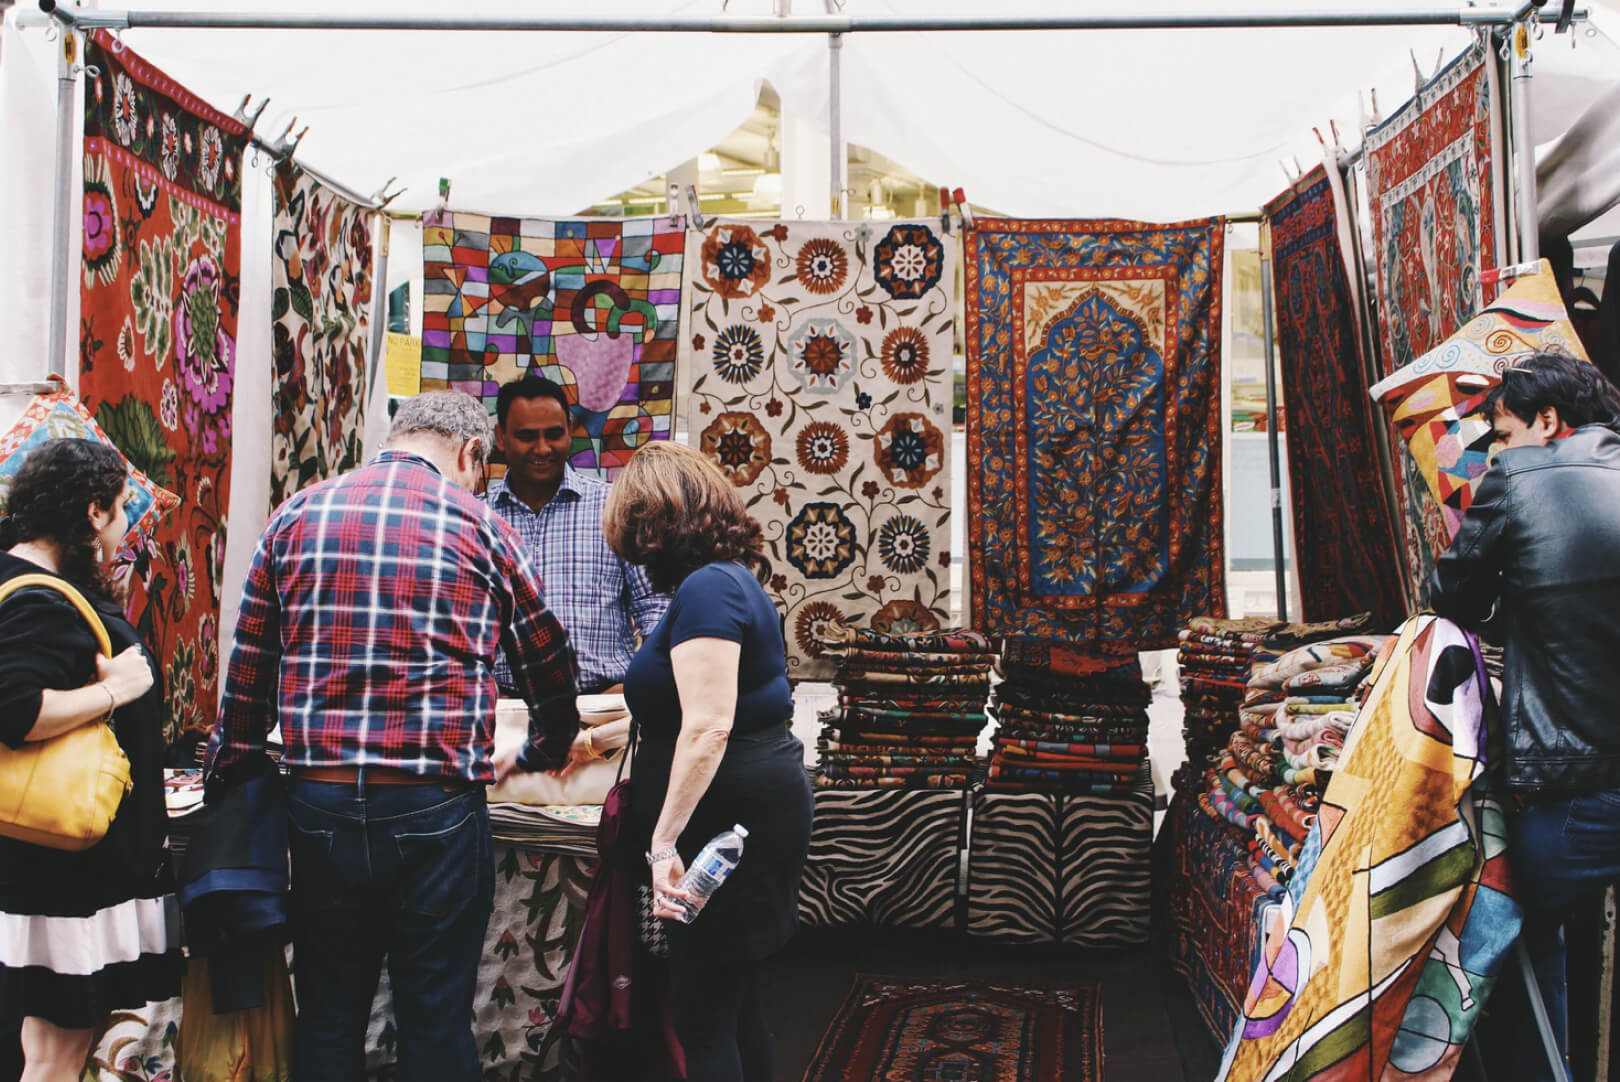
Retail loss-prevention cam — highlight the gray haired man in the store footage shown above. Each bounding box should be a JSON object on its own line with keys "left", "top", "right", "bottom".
{"left": 207, "top": 391, "right": 579, "bottom": 1082}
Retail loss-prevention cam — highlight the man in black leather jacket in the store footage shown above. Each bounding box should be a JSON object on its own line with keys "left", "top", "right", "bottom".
{"left": 1431, "top": 351, "right": 1620, "bottom": 1080}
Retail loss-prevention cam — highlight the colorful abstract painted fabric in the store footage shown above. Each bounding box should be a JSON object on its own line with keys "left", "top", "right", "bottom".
{"left": 966, "top": 218, "right": 1226, "bottom": 650}
{"left": 1369, "top": 262, "right": 1591, "bottom": 542}
{"left": 420, "top": 212, "right": 683, "bottom": 478}
{"left": 1217, "top": 615, "right": 1519, "bottom": 1081}
{"left": 0, "top": 381, "right": 180, "bottom": 562}
{"left": 269, "top": 161, "right": 374, "bottom": 512}
{"left": 1366, "top": 42, "right": 1503, "bottom": 600}
{"left": 683, "top": 219, "right": 956, "bottom": 679}
{"left": 1265, "top": 168, "right": 1406, "bottom": 626}
{"left": 79, "top": 31, "right": 247, "bottom": 739}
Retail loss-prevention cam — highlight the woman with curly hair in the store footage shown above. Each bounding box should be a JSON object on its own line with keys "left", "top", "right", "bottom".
{"left": 0, "top": 439, "right": 181, "bottom": 1082}
{"left": 603, "top": 441, "right": 812, "bottom": 1082}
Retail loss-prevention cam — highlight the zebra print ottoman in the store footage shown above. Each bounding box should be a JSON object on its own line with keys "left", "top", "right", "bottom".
{"left": 798, "top": 788, "right": 969, "bottom": 929}
{"left": 966, "top": 784, "right": 1154, "bottom": 946}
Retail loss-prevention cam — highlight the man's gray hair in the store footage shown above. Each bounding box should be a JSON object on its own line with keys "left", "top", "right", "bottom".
{"left": 388, "top": 391, "right": 492, "bottom": 466}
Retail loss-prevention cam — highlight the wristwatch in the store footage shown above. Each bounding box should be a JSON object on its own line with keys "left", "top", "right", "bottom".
{"left": 645, "top": 846, "right": 679, "bottom": 865}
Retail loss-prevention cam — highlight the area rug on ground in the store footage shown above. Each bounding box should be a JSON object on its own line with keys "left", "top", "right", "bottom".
{"left": 802, "top": 974, "right": 1103, "bottom": 1081}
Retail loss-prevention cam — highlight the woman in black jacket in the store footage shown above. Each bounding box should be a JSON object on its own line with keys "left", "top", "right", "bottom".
{"left": 0, "top": 438, "right": 182, "bottom": 1082}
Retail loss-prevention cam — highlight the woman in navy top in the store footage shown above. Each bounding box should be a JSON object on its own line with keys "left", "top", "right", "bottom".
{"left": 605, "top": 442, "right": 812, "bottom": 1082}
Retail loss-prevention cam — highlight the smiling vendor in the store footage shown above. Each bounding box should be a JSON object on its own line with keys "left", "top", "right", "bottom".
{"left": 485, "top": 374, "right": 670, "bottom": 696}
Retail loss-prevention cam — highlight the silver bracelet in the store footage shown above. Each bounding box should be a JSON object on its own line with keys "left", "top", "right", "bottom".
{"left": 98, "top": 683, "right": 118, "bottom": 721}
{"left": 645, "top": 846, "right": 679, "bottom": 865}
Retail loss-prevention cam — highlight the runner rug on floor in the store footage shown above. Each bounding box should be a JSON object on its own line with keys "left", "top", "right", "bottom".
{"left": 802, "top": 975, "right": 1103, "bottom": 1081}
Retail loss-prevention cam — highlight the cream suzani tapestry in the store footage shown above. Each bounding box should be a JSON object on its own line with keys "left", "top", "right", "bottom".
{"left": 684, "top": 219, "right": 957, "bottom": 680}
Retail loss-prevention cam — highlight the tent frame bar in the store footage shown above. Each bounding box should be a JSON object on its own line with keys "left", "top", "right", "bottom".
{"left": 39, "top": 1, "right": 1561, "bottom": 33}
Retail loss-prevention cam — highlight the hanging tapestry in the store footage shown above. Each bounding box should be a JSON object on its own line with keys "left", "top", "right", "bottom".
{"left": 1217, "top": 615, "right": 1520, "bottom": 1081}
{"left": 1365, "top": 41, "right": 1503, "bottom": 603}
{"left": 1266, "top": 169, "right": 1406, "bottom": 627}
{"left": 269, "top": 161, "right": 375, "bottom": 512}
{"left": 1370, "top": 261, "right": 1591, "bottom": 542}
{"left": 683, "top": 219, "right": 957, "bottom": 679}
{"left": 0, "top": 380, "right": 180, "bottom": 561}
{"left": 965, "top": 218, "right": 1225, "bottom": 650}
{"left": 78, "top": 31, "right": 247, "bottom": 740}
{"left": 419, "top": 211, "right": 683, "bottom": 478}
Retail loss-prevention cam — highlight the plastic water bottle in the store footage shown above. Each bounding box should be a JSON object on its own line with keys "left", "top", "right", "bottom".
{"left": 673, "top": 824, "right": 748, "bottom": 924}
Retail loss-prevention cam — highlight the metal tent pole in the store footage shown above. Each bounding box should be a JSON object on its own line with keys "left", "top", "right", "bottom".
{"left": 1259, "top": 239, "right": 1289, "bottom": 622}
{"left": 45, "top": 22, "right": 77, "bottom": 379}
{"left": 1508, "top": 21, "right": 1540, "bottom": 261}
{"left": 54, "top": 5, "right": 1573, "bottom": 32}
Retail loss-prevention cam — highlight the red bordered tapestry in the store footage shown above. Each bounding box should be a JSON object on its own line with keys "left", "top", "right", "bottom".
{"left": 1365, "top": 41, "right": 1503, "bottom": 604}
{"left": 269, "top": 161, "right": 375, "bottom": 512}
{"left": 79, "top": 30, "right": 247, "bottom": 739}
{"left": 1265, "top": 168, "right": 1406, "bottom": 627}
{"left": 965, "top": 218, "right": 1225, "bottom": 651}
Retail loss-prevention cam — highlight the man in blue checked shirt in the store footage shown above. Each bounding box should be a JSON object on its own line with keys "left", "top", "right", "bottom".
{"left": 487, "top": 374, "right": 670, "bottom": 698}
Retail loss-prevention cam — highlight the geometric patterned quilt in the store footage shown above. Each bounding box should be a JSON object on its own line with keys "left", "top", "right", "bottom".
{"left": 419, "top": 212, "right": 684, "bottom": 479}
{"left": 965, "top": 218, "right": 1226, "bottom": 650}
{"left": 1218, "top": 615, "right": 1520, "bottom": 1081}
{"left": 1366, "top": 41, "right": 1503, "bottom": 603}
{"left": 78, "top": 30, "right": 249, "bottom": 739}
{"left": 1265, "top": 167, "right": 1407, "bottom": 627}
{"left": 683, "top": 219, "right": 956, "bottom": 679}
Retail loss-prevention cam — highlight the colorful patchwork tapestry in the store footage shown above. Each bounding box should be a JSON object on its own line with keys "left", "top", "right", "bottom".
{"left": 803, "top": 975, "right": 1103, "bottom": 1082}
{"left": 965, "top": 218, "right": 1225, "bottom": 650}
{"left": 683, "top": 219, "right": 957, "bottom": 679}
{"left": 1217, "top": 615, "right": 1520, "bottom": 1081}
{"left": 1266, "top": 169, "right": 1406, "bottom": 626}
{"left": 0, "top": 380, "right": 180, "bottom": 562}
{"left": 1370, "top": 262, "right": 1591, "bottom": 542}
{"left": 269, "top": 161, "right": 375, "bottom": 512}
{"left": 420, "top": 211, "right": 683, "bottom": 478}
{"left": 79, "top": 31, "right": 247, "bottom": 739}
{"left": 1366, "top": 42, "right": 1502, "bottom": 602}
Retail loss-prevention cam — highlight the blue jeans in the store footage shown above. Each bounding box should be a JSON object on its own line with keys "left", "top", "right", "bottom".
{"left": 1500, "top": 789, "right": 1620, "bottom": 1082}
{"left": 285, "top": 779, "right": 494, "bottom": 1082}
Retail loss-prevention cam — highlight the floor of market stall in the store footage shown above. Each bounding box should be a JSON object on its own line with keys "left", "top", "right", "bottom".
{"left": 766, "top": 922, "right": 1222, "bottom": 1081}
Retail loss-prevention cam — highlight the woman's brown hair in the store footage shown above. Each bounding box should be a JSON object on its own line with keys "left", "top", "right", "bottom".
{"left": 603, "top": 442, "right": 768, "bottom": 594}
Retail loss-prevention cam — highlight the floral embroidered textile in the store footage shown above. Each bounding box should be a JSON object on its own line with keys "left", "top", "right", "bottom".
{"left": 966, "top": 218, "right": 1226, "bottom": 650}
{"left": 420, "top": 212, "right": 683, "bottom": 478}
{"left": 684, "top": 219, "right": 957, "bottom": 679}
{"left": 78, "top": 30, "right": 247, "bottom": 739}
{"left": 269, "top": 161, "right": 375, "bottom": 512}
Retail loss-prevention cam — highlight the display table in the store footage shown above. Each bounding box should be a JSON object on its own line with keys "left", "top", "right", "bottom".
{"left": 966, "top": 776, "right": 1154, "bottom": 947}
{"left": 89, "top": 805, "right": 596, "bottom": 1082}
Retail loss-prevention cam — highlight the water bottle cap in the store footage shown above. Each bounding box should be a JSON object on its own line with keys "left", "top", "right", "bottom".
{"left": 733, "top": 824, "right": 749, "bottom": 838}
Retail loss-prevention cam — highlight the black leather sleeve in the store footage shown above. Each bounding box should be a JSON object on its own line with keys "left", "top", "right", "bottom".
{"left": 1430, "top": 461, "right": 1510, "bottom": 629}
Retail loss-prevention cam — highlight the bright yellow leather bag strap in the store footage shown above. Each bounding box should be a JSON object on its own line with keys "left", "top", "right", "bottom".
{"left": 0, "top": 573, "right": 114, "bottom": 657}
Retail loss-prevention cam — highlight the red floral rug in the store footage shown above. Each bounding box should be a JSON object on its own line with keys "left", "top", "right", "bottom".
{"left": 802, "top": 975, "right": 1103, "bottom": 1081}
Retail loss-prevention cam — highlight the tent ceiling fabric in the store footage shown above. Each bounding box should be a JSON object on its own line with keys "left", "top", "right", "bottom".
{"left": 96, "top": 0, "right": 1620, "bottom": 221}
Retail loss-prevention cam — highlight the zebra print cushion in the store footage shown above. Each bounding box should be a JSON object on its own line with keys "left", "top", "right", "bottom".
{"left": 798, "top": 788, "right": 967, "bottom": 930}
{"left": 967, "top": 785, "right": 1153, "bottom": 946}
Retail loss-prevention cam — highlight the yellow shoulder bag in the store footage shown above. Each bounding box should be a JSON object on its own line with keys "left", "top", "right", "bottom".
{"left": 0, "top": 574, "right": 134, "bottom": 850}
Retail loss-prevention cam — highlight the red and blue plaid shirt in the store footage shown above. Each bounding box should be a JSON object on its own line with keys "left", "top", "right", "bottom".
{"left": 206, "top": 450, "right": 579, "bottom": 783}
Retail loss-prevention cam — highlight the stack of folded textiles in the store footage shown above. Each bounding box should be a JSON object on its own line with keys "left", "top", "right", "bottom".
{"left": 1198, "top": 624, "right": 1390, "bottom": 891}
{"left": 1176, "top": 616, "right": 1280, "bottom": 777}
{"left": 986, "top": 641, "right": 1150, "bottom": 794}
{"left": 814, "top": 625, "right": 992, "bottom": 789}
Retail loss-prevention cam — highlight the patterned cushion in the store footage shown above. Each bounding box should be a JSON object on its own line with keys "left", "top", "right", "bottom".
{"left": 0, "top": 383, "right": 180, "bottom": 561}
{"left": 1370, "top": 261, "right": 1591, "bottom": 539}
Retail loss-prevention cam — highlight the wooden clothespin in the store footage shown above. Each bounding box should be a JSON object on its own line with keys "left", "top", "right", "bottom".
{"left": 952, "top": 188, "right": 974, "bottom": 229}
{"left": 684, "top": 184, "right": 710, "bottom": 230}
{"left": 667, "top": 182, "right": 681, "bottom": 225}
{"left": 371, "top": 177, "right": 404, "bottom": 210}
{"left": 231, "top": 94, "right": 269, "bottom": 134}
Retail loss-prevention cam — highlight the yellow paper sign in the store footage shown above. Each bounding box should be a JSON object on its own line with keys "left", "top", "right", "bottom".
{"left": 385, "top": 333, "right": 422, "bottom": 397}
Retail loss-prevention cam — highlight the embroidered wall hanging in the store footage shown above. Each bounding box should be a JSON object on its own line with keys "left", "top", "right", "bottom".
{"left": 1366, "top": 42, "right": 1503, "bottom": 601}
{"left": 79, "top": 30, "right": 247, "bottom": 739}
{"left": 965, "top": 218, "right": 1225, "bottom": 651}
{"left": 269, "top": 161, "right": 375, "bottom": 512}
{"left": 1265, "top": 169, "right": 1406, "bottom": 626}
{"left": 683, "top": 219, "right": 957, "bottom": 680}
{"left": 420, "top": 212, "right": 683, "bottom": 478}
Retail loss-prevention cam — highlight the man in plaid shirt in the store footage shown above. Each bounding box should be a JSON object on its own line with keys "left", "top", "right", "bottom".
{"left": 206, "top": 392, "right": 579, "bottom": 1082}
{"left": 487, "top": 374, "right": 669, "bottom": 695}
